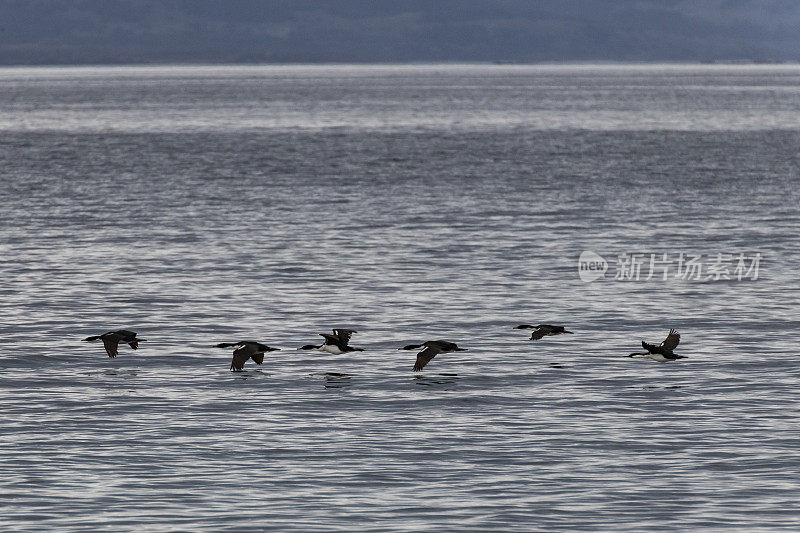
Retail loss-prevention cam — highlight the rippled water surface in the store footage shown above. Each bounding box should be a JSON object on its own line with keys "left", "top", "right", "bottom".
{"left": 1, "top": 64, "right": 799, "bottom": 531}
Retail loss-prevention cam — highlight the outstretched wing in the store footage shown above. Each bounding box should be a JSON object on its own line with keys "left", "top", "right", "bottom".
{"left": 128, "top": 341, "right": 139, "bottom": 350}
{"left": 332, "top": 329, "right": 356, "bottom": 345}
{"left": 661, "top": 329, "right": 680, "bottom": 351}
{"left": 102, "top": 338, "right": 119, "bottom": 358}
{"left": 320, "top": 333, "right": 339, "bottom": 346}
{"left": 413, "top": 346, "right": 439, "bottom": 372}
{"left": 250, "top": 352, "right": 265, "bottom": 365}
{"left": 642, "top": 340, "right": 659, "bottom": 353}
{"left": 529, "top": 326, "right": 551, "bottom": 340}
{"left": 231, "top": 347, "right": 250, "bottom": 371}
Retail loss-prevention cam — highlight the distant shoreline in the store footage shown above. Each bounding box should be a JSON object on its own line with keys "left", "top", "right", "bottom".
{"left": 0, "top": 60, "right": 798, "bottom": 70}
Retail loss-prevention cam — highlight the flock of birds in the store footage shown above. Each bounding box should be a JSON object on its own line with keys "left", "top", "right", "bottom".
{"left": 82, "top": 325, "right": 686, "bottom": 371}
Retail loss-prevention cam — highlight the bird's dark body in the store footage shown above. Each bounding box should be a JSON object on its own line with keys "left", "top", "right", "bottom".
{"left": 83, "top": 329, "right": 146, "bottom": 358}
{"left": 515, "top": 324, "right": 574, "bottom": 341}
{"left": 299, "top": 329, "right": 364, "bottom": 354}
{"left": 215, "top": 341, "right": 280, "bottom": 371}
{"left": 629, "top": 329, "right": 686, "bottom": 361}
{"left": 399, "top": 340, "right": 468, "bottom": 371}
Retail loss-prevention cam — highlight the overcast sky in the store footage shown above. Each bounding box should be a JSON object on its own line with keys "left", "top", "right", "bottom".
{"left": 1, "top": 0, "right": 799, "bottom": 64}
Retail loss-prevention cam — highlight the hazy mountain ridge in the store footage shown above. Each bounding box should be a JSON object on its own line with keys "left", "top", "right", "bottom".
{"left": 1, "top": 0, "right": 798, "bottom": 64}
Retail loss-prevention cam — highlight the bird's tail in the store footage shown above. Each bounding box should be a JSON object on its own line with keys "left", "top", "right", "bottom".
{"left": 454, "top": 347, "right": 468, "bottom": 351}
{"left": 563, "top": 330, "right": 574, "bottom": 334}
{"left": 83, "top": 336, "right": 100, "bottom": 342}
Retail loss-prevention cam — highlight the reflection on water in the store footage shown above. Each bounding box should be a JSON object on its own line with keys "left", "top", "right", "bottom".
{"left": 232, "top": 369, "right": 268, "bottom": 379}
{"left": 322, "top": 372, "right": 352, "bottom": 389}
{"left": 98, "top": 369, "right": 139, "bottom": 377}
{"left": 414, "top": 373, "right": 460, "bottom": 387}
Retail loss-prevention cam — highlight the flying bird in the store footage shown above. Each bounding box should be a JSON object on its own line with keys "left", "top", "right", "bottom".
{"left": 398, "top": 340, "right": 467, "bottom": 371}
{"left": 215, "top": 341, "right": 280, "bottom": 371}
{"left": 515, "top": 324, "right": 573, "bottom": 340}
{"left": 628, "top": 329, "right": 686, "bottom": 361}
{"left": 298, "top": 329, "right": 364, "bottom": 354}
{"left": 83, "top": 330, "right": 146, "bottom": 358}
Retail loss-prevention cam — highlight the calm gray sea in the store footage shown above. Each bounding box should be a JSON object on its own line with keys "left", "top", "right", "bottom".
{"left": 1, "top": 64, "right": 799, "bottom": 531}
